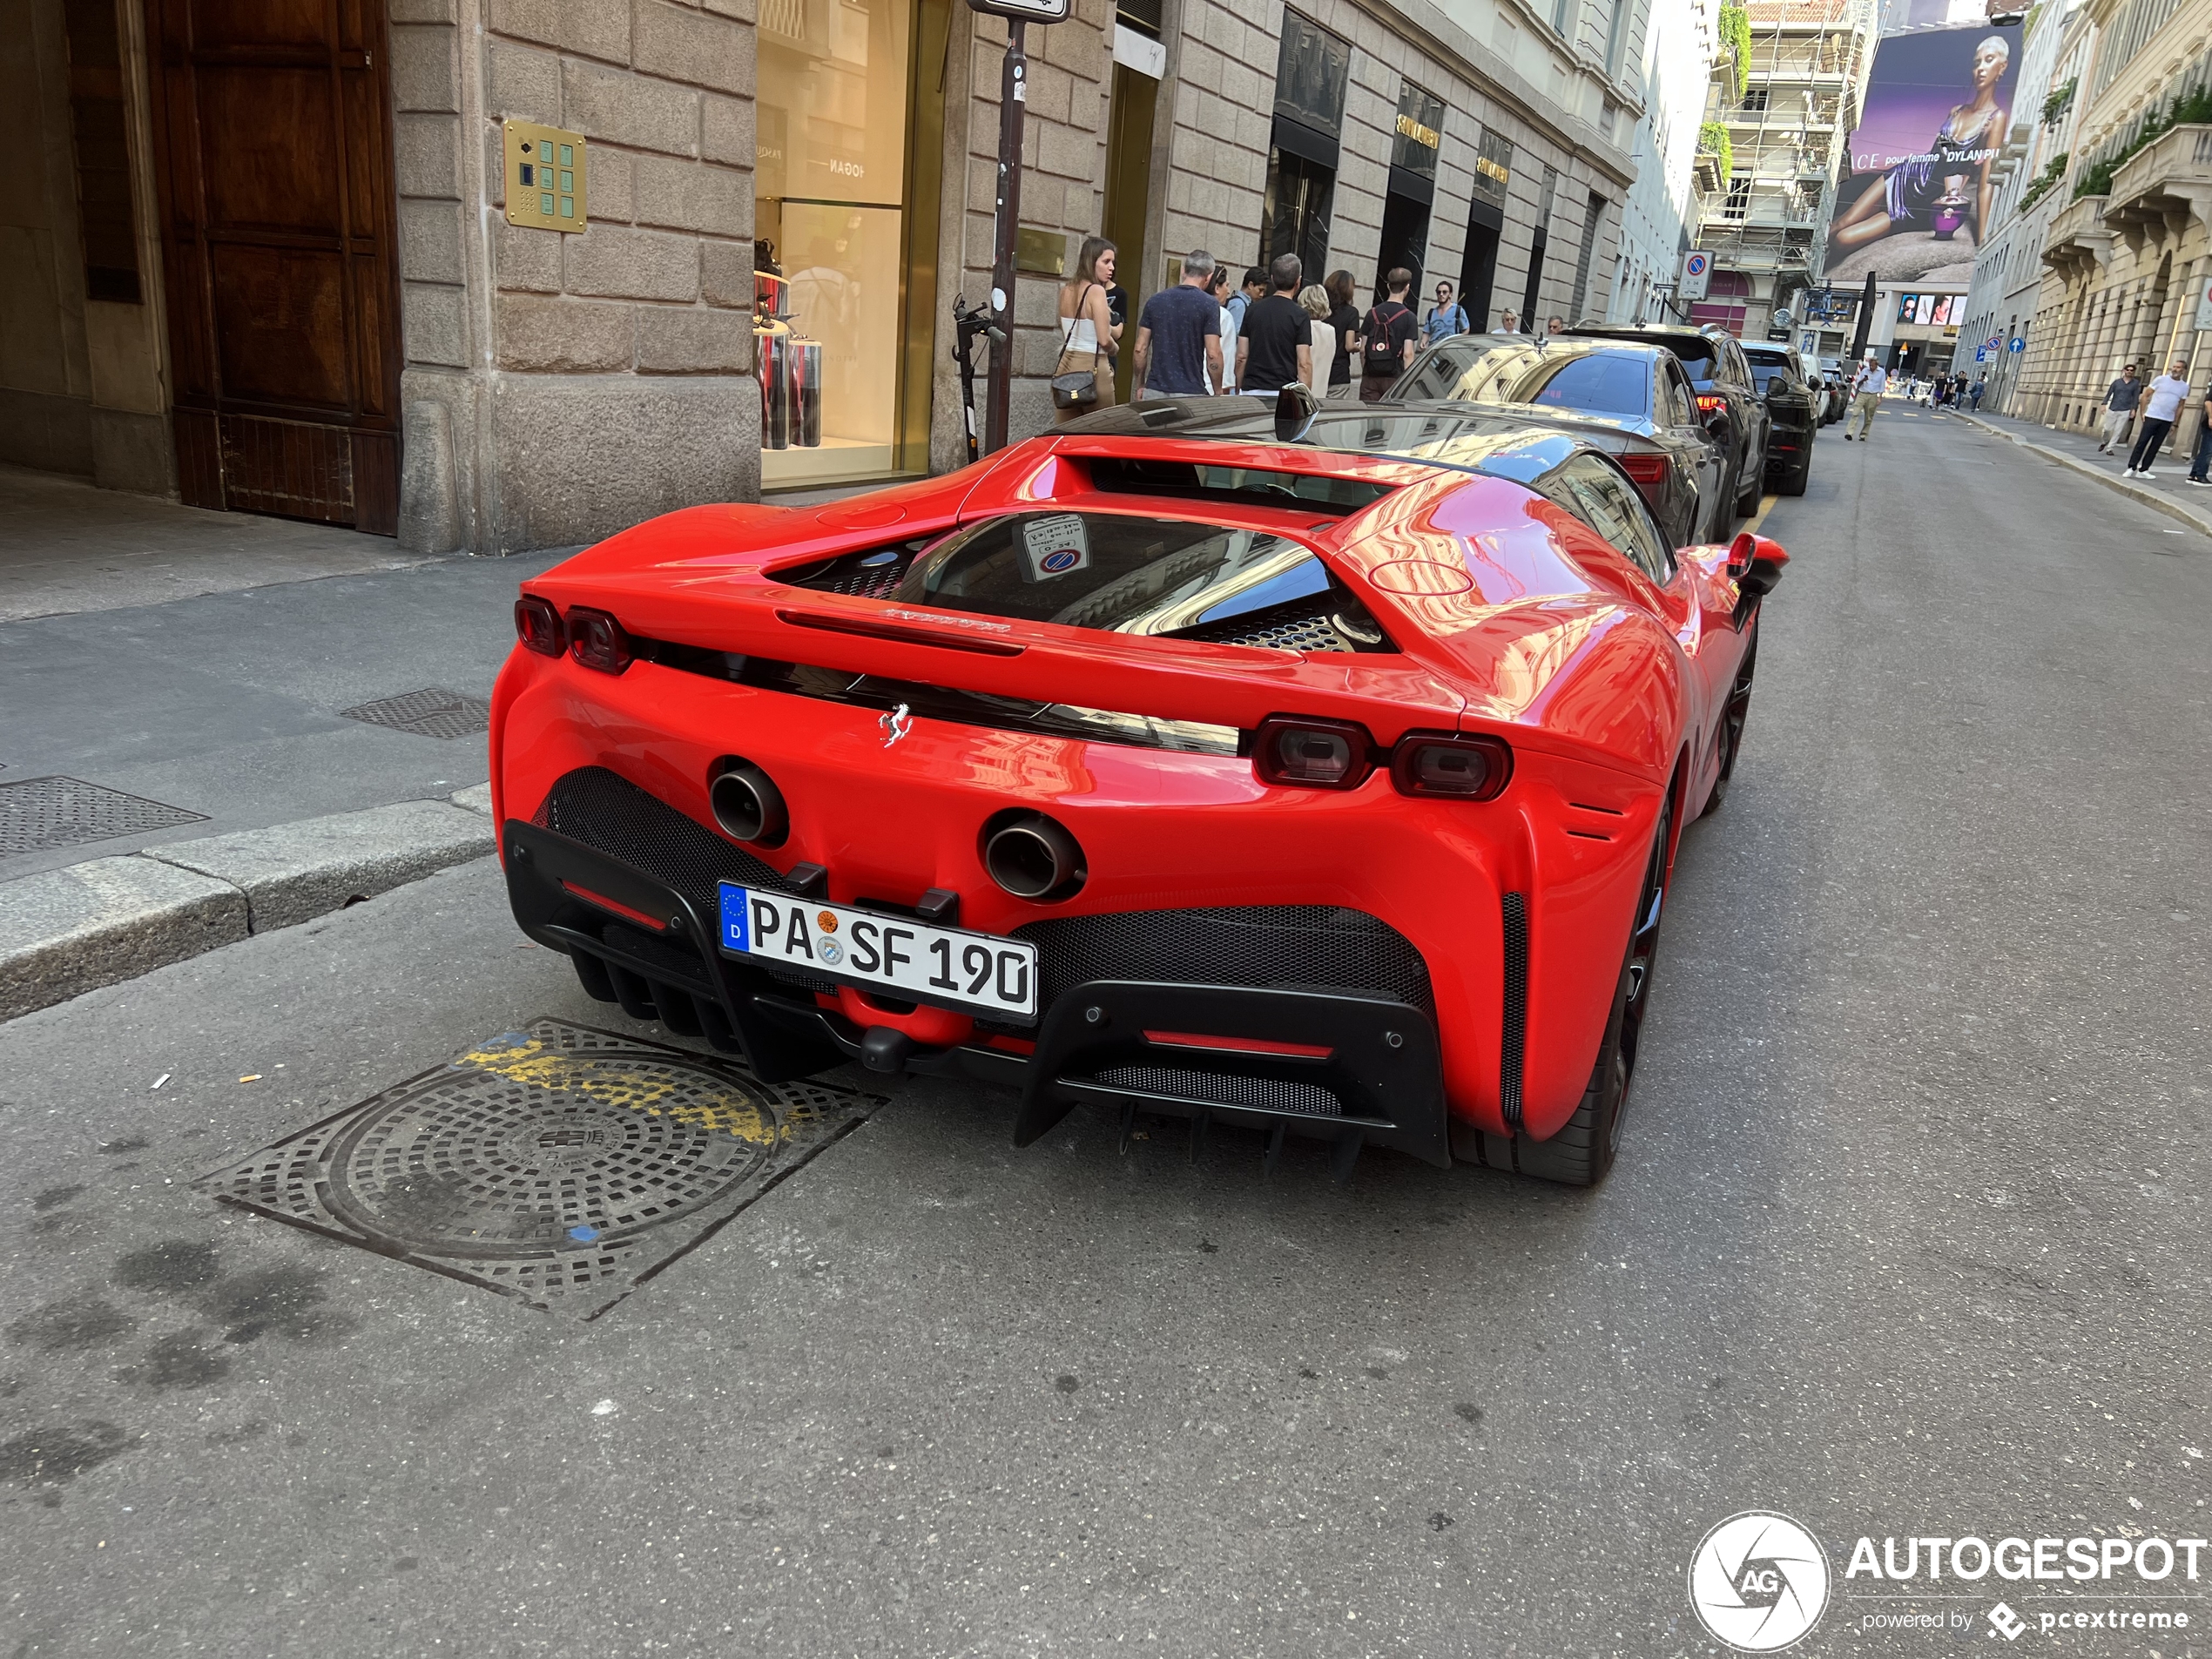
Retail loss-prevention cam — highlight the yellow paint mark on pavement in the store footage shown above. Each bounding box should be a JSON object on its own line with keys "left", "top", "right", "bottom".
{"left": 455, "top": 1036, "right": 780, "bottom": 1143}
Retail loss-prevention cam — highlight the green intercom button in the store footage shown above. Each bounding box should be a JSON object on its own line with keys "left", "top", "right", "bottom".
{"left": 561, "top": 145, "right": 574, "bottom": 165}
{"left": 560, "top": 197, "right": 574, "bottom": 218}
{"left": 561, "top": 171, "right": 573, "bottom": 190}
{"left": 541, "top": 192, "right": 556, "bottom": 214}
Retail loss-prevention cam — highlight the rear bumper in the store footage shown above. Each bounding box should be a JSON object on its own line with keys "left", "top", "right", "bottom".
{"left": 502, "top": 813, "right": 1449, "bottom": 1166}
{"left": 491, "top": 647, "right": 1666, "bottom": 1143}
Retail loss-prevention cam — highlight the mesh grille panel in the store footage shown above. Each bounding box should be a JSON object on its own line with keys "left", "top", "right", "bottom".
{"left": 785, "top": 546, "right": 919, "bottom": 598}
{"left": 1168, "top": 594, "right": 1353, "bottom": 653}
{"left": 1501, "top": 892, "right": 1528, "bottom": 1130}
{"left": 533, "top": 768, "right": 835, "bottom": 994}
{"left": 1091, "top": 1066, "right": 1343, "bottom": 1116}
{"left": 1012, "top": 905, "right": 1432, "bottom": 1014}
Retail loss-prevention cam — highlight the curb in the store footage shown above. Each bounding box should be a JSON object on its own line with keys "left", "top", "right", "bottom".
{"left": 0, "top": 786, "right": 497, "bottom": 1023}
{"left": 1950, "top": 410, "right": 2212, "bottom": 539}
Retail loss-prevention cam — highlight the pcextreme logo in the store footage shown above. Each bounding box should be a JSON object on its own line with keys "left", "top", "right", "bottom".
{"left": 1689, "top": 1511, "right": 1833, "bottom": 1651}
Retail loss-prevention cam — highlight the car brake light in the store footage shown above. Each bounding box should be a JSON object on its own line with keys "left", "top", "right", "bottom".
{"left": 1617, "top": 453, "right": 1670, "bottom": 488}
{"left": 514, "top": 594, "right": 564, "bottom": 656}
{"left": 1251, "top": 715, "right": 1374, "bottom": 790}
{"left": 567, "top": 607, "right": 633, "bottom": 674}
{"left": 1389, "top": 732, "right": 1513, "bottom": 800}
{"left": 1695, "top": 393, "right": 1727, "bottom": 413}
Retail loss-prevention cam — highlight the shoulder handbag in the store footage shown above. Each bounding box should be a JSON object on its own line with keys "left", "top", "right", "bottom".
{"left": 1052, "top": 284, "right": 1103, "bottom": 409}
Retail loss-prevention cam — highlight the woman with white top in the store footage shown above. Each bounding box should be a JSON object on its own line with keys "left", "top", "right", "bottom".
{"left": 1052, "top": 237, "right": 1122, "bottom": 427}
{"left": 1297, "top": 285, "right": 1334, "bottom": 400}
{"left": 1210, "top": 265, "right": 1238, "bottom": 394}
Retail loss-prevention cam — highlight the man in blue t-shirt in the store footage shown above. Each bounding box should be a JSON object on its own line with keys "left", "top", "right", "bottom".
{"left": 1132, "top": 252, "right": 1224, "bottom": 399}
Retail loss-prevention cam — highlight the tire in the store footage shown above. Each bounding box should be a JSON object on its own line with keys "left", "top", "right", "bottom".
{"left": 1510, "top": 792, "right": 1674, "bottom": 1188}
{"left": 1700, "top": 629, "right": 1757, "bottom": 817}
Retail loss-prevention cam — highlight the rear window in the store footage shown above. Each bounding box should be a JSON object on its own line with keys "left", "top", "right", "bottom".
{"left": 1662, "top": 339, "right": 1718, "bottom": 381}
{"left": 1082, "top": 455, "right": 1393, "bottom": 513}
{"left": 785, "top": 512, "right": 1391, "bottom": 647}
{"left": 1520, "top": 353, "right": 1650, "bottom": 415}
{"left": 1745, "top": 361, "right": 1792, "bottom": 393}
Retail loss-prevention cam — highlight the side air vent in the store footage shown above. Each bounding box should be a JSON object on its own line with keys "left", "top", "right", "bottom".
{"left": 776, "top": 542, "right": 924, "bottom": 598}
{"left": 1500, "top": 893, "right": 1528, "bottom": 1130}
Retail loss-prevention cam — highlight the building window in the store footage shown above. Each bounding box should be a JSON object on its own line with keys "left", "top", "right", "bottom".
{"left": 1723, "top": 176, "right": 1751, "bottom": 219}
{"left": 1567, "top": 192, "right": 1605, "bottom": 321}
{"left": 61, "top": 0, "right": 143, "bottom": 304}
{"left": 1739, "top": 87, "right": 1769, "bottom": 113}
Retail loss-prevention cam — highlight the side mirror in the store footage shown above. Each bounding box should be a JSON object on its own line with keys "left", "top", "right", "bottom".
{"left": 1728, "top": 531, "right": 1789, "bottom": 594}
{"left": 1274, "top": 381, "right": 1318, "bottom": 442}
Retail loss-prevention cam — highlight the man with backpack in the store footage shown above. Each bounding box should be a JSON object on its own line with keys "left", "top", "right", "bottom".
{"left": 1359, "top": 268, "right": 1420, "bottom": 401}
{"left": 1424, "top": 280, "right": 1468, "bottom": 345}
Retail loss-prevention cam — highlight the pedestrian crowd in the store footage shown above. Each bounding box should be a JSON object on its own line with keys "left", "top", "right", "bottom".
{"left": 1061, "top": 241, "right": 1550, "bottom": 421}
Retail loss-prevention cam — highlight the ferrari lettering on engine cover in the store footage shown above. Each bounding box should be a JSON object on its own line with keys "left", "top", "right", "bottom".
{"left": 718, "top": 883, "right": 1038, "bottom": 1020}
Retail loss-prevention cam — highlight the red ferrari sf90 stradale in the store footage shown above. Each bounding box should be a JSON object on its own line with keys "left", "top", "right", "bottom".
{"left": 491, "top": 394, "right": 1785, "bottom": 1187}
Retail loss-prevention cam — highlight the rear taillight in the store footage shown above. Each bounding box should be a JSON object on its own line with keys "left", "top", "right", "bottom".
{"left": 1695, "top": 393, "right": 1726, "bottom": 412}
{"left": 515, "top": 594, "right": 564, "bottom": 656}
{"left": 1389, "top": 732, "right": 1513, "bottom": 800}
{"left": 567, "top": 608, "right": 633, "bottom": 674}
{"left": 1252, "top": 715, "right": 1374, "bottom": 790}
{"left": 1617, "top": 453, "right": 1670, "bottom": 489}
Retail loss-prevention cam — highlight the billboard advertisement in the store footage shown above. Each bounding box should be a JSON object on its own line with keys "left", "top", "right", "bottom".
{"left": 1820, "top": 20, "right": 2022, "bottom": 284}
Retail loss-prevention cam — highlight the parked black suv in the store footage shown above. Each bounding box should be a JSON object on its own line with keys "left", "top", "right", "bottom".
{"left": 1561, "top": 324, "right": 1771, "bottom": 520}
{"left": 1741, "top": 344, "right": 1818, "bottom": 496}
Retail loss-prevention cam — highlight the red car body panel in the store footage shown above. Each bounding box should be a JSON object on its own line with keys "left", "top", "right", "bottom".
{"left": 489, "top": 427, "right": 1770, "bottom": 1150}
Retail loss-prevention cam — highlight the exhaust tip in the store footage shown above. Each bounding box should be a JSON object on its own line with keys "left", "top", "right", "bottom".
{"left": 709, "top": 760, "right": 788, "bottom": 846}
{"left": 982, "top": 811, "right": 1085, "bottom": 901}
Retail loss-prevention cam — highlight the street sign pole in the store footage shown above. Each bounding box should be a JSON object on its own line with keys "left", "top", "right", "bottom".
{"left": 982, "top": 21, "right": 1028, "bottom": 456}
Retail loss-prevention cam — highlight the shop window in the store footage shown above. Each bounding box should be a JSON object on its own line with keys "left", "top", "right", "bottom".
{"left": 1260, "top": 12, "right": 1349, "bottom": 287}
{"left": 757, "top": 0, "right": 920, "bottom": 488}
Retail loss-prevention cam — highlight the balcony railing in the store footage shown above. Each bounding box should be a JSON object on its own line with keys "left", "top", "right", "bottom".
{"left": 2101, "top": 124, "right": 2212, "bottom": 248}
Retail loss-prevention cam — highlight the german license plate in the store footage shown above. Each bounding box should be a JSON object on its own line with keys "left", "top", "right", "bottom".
{"left": 717, "top": 884, "right": 1038, "bottom": 1022}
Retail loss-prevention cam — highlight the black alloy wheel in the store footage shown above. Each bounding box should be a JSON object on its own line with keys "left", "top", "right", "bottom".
{"left": 1511, "top": 790, "right": 1675, "bottom": 1188}
{"left": 1701, "top": 629, "right": 1757, "bottom": 817}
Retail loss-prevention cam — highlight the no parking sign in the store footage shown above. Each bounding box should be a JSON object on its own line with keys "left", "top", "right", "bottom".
{"left": 1679, "top": 250, "right": 1711, "bottom": 301}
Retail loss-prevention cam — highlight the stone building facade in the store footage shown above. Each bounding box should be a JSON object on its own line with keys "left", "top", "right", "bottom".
{"left": 2010, "top": 0, "right": 2212, "bottom": 454}
{"left": 3, "top": 0, "right": 1654, "bottom": 556}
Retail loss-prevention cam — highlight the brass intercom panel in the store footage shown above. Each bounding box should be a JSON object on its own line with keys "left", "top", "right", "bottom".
{"left": 503, "top": 120, "right": 587, "bottom": 231}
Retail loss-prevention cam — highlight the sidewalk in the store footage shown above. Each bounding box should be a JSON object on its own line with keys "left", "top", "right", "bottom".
{"left": 1919, "top": 403, "right": 2212, "bottom": 540}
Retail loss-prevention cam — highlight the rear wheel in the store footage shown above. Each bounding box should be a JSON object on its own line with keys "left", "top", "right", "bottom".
{"left": 1511, "top": 792, "right": 1674, "bottom": 1188}
{"left": 1777, "top": 442, "right": 1811, "bottom": 496}
{"left": 1700, "top": 630, "right": 1758, "bottom": 817}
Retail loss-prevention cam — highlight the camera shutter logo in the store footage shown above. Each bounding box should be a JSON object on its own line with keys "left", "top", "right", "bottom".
{"left": 1687, "top": 1511, "right": 1831, "bottom": 1651}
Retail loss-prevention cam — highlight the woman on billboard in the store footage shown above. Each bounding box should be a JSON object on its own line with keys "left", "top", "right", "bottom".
{"left": 1831, "top": 35, "right": 2010, "bottom": 255}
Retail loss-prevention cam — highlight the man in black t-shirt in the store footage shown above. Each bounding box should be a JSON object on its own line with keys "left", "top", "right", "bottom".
{"left": 1359, "top": 268, "right": 1419, "bottom": 401}
{"left": 1235, "top": 253, "right": 1312, "bottom": 395}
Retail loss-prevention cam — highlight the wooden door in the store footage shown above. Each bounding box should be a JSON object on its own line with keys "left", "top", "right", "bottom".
{"left": 146, "top": 0, "right": 402, "bottom": 534}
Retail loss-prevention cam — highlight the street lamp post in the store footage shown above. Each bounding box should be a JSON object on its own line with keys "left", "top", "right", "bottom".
{"left": 968, "top": 0, "right": 1069, "bottom": 456}
{"left": 984, "top": 23, "right": 1028, "bottom": 455}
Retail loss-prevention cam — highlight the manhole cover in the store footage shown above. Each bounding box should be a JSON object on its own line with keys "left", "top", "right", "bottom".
{"left": 339, "top": 688, "right": 492, "bottom": 740}
{"left": 197, "top": 1018, "right": 883, "bottom": 1317}
{"left": 0, "top": 776, "right": 206, "bottom": 856}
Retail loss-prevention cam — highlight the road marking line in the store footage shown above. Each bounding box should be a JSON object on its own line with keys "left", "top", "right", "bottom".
{"left": 1743, "top": 494, "right": 1780, "bottom": 536}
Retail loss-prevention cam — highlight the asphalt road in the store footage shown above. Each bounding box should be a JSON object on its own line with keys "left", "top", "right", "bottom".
{"left": 3, "top": 413, "right": 2209, "bottom": 1658}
